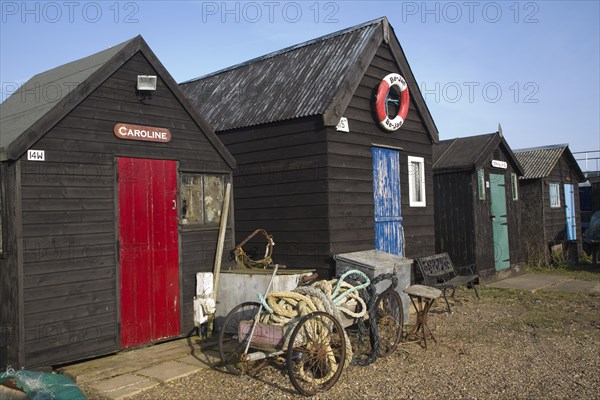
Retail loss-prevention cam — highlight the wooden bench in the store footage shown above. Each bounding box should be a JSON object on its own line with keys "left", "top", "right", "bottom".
{"left": 414, "top": 253, "right": 479, "bottom": 313}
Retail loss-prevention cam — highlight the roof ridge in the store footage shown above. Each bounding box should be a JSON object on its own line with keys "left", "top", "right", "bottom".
{"left": 22, "top": 36, "right": 138, "bottom": 84}
{"left": 180, "top": 17, "right": 386, "bottom": 85}
{"left": 438, "top": 132, "right": 497, "bottom": 143}
{"left": 433, "top": 137, "right": 458, "bottom": 168}
{"left": 513, "top": 143, "right": 569, "bottom": 153}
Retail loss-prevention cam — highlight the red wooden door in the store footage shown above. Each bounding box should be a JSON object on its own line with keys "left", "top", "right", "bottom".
{"left": 118, "top": 157, "right": 180, "bottom": 348}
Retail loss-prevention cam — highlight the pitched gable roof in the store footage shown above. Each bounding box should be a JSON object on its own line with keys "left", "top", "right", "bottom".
{"left": 180, "top": 17, "right": 438, "bottom": 142}
{"left": 0, "top": 39, "right": 131, "bottom": 160}
{"left": 513, "top": 144, "right": 585, "bottom": 181}
{"left": 433, "top": 131, "right": 524, "bottom": 175}
{"left": 0, "top": 36, "right": 236, "bottom": 168}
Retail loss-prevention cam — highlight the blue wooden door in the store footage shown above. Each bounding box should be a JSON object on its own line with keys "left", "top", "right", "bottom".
{"left": 372, "top": 147, "right": 403, "bottom": 255}
{"left": 564, "top": 183, "right": 577, "bottom": 240}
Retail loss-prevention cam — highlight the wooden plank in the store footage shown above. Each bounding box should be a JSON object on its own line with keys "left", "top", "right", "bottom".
{"left": 22, "top": 210, "right": 114, "bottom": 224}
{"left": 22, "top": 198, "right": 114, "bottom": 211}
{"left": 235, "top": 218, "right": 328, "bottom": 232}
{"left": 24, "top": 288, "right": 116, "bottom": 314}
{"left": 218, "top": 117, "right": 324, "bottom": 144}
{"left": 24, "top": 267, "right": 115, "bottom": 289}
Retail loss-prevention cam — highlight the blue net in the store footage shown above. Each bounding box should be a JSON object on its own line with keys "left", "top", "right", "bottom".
{"left": 0, "top": 368, "right": 87, "bottom": 400}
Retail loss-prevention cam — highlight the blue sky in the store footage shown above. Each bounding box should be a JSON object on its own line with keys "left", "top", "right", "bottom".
{"left": 1, "top": 1, "right": 599, "bottom": 170}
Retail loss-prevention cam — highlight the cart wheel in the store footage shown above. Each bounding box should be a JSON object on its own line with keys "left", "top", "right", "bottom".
{"left": 375, "top": 289, "right": 403, "bottom": 357}
{"left": 218, "top": 302, "right": 267, "bottom": 376}
{"left": 287, "top": 311, "right": 346, "bottom": 396}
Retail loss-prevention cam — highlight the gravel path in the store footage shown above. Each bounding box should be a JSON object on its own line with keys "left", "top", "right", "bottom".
{"left": 88, "top": 287, "right": 600, "bottom": 399}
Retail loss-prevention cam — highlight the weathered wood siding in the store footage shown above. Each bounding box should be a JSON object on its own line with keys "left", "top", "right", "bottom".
{"left": 433, "top": 171, "right": 475, "bottom": 268}
{"left": 519, "top": 179, "right": 546, "bottom": 264}
{"left": 17, "top": 52, "right": 233, "bottom": 368}
{"left": 0, "top": 161, "right": 22, "bottom": 367}
{"left": 216, "top": 117, "right": 330, "bottom": 276}
{"left": 327, "top": 44, "right": 435, "bottom": 262}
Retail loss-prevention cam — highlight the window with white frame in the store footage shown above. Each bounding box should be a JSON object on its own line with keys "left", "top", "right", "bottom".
{"left": 180, "top": 174, "right": 226, "bottom": 225}
{"left": 549, "top": 182, "right": 561, "bottom": 208}
{"left": 408, "top": 156, "right": 426, "bottom": 207}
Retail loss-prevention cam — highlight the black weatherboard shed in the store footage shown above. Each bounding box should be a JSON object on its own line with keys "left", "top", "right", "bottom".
{"left": 513, "top": 144, "right": 585, "bottom": 264}
{"left": 180, "top": 17, "right": 439, "bottom": 277}
{"left": 432, "top": 131, "right": 525, "bottom": 282}
{"left": 0, "top": 36, "right": 236, "bottom": 368}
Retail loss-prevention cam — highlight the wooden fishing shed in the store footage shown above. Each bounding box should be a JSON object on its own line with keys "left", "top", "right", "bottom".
{"left": 0, "top": 36, "right": 236, "bottom": 368}
{"left": 180, "top": 17, "right": 439, "bottom": 277}
{"left": 432, "top": 130, "right": 525, "bottom": 282}
{"left": 513, "top": 144, "right": 586, "bottom": 264}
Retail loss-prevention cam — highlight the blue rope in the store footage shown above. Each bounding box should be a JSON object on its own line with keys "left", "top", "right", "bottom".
{"left": 332, "top": 270, "right": 371, "bottom": 306}
{"left": 257, "top": 292, "right": 274, "bottom": 314}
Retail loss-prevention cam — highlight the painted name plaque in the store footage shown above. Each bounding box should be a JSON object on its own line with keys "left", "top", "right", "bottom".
{"left": 114, "top": 123, "right": 172, "bottom": 143}
{"left": 491, "top": 159, "right": 507, "bottom": 169}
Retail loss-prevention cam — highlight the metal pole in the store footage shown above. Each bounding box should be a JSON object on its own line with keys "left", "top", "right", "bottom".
{"left": 242, "top": 264, "right": 279, "bottom": 358}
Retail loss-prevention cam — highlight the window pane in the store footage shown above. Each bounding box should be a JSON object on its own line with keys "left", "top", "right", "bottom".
{"left": 204, "top": 175, "right": 225, "bottom": 224}
{"left": 181, "top": 175, "right": 203, "bottom": 224}
{"left": 550, "top": 183, "right": 560, "bottom": 208}
{"left": 411, "top": 161, "right": 422, "bottom": 202}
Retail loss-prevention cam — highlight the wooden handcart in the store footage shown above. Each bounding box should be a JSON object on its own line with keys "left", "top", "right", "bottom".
{"left": 217, "top": 269, "right": 403, "bottom": 396}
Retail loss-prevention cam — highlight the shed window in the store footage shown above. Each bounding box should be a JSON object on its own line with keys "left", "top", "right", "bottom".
{"left": 549, "top": 182, "right": 561, "bottom": 208}
{"left": 408, "top": 156, "right": 426, "bottom": 207}
{"left": 477, "top": 169, "right": 486, "bottom": 200}
{"left": 511, "top": 173, "right": 519, "bottom": 200}
{"left": 180, "top": 174, "right": 226, "bottom": 225}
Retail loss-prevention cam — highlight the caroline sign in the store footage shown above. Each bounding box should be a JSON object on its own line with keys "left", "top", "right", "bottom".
{"left": 114, "top": 123, "right": 172, "bottom": 143}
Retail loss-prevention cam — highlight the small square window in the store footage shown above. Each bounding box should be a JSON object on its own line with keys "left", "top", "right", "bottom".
{"left": 180, "top": 174, "right": 226, "bottom": 225}
{"left": 511, "top": 173, "right": 519, "bottom": 201}
{"left": 549, "top": 182, "right": 561, "bottom": 208}
{"left": 408, "top": 156, "right": 426, "bottom": 207}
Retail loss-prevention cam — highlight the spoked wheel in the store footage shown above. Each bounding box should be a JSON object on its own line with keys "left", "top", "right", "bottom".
{"left": 287, "top": 311, "right": 346, "bottom": 396}
{"left": 218, "top": 302, "right": 267, "bottom": 376}
{"left": 375, "top": 289, "right": 403, "bottom": 357}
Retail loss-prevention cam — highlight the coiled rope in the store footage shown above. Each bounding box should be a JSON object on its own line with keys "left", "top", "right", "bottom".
{"left": 255, "top": 270, "right": 398, "bottom": 372}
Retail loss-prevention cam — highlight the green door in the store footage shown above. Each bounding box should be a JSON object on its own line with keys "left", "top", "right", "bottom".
{"left": 490, "top": 173, "right": 510, "bottom": 270}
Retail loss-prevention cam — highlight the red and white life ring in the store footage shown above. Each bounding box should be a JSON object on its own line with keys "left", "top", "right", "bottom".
{"left": 375, "top": 73, "right": 410, "bottom": 131}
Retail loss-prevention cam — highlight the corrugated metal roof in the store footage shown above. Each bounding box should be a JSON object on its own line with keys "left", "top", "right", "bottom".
{"left": 179, "top": 18, "right": 383, "bottom": 132}
{"left": 433, "top": 133, "right": 497, "bottom": 170}
{"left": 513, "top": 144, "right": 567, "bottom": 179}
{"left": 0, "top": 38, "right": 133, "bottom": 153}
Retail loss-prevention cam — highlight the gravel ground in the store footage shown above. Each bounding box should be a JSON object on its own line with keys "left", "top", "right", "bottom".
{"left": 87, "top": 287, "right": 600, "bottom": 400}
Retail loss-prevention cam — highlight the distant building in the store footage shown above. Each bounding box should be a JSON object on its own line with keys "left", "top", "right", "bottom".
{"left": 514, "top": 144, "right": 586, "bottom": 264}
{"left": 433, "top": 130, "right": 525, "bottom": 283}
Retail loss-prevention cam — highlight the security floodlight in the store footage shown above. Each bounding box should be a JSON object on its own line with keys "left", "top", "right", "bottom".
{"left": 137, "top": 75, "right": 157, "bottom": 91}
